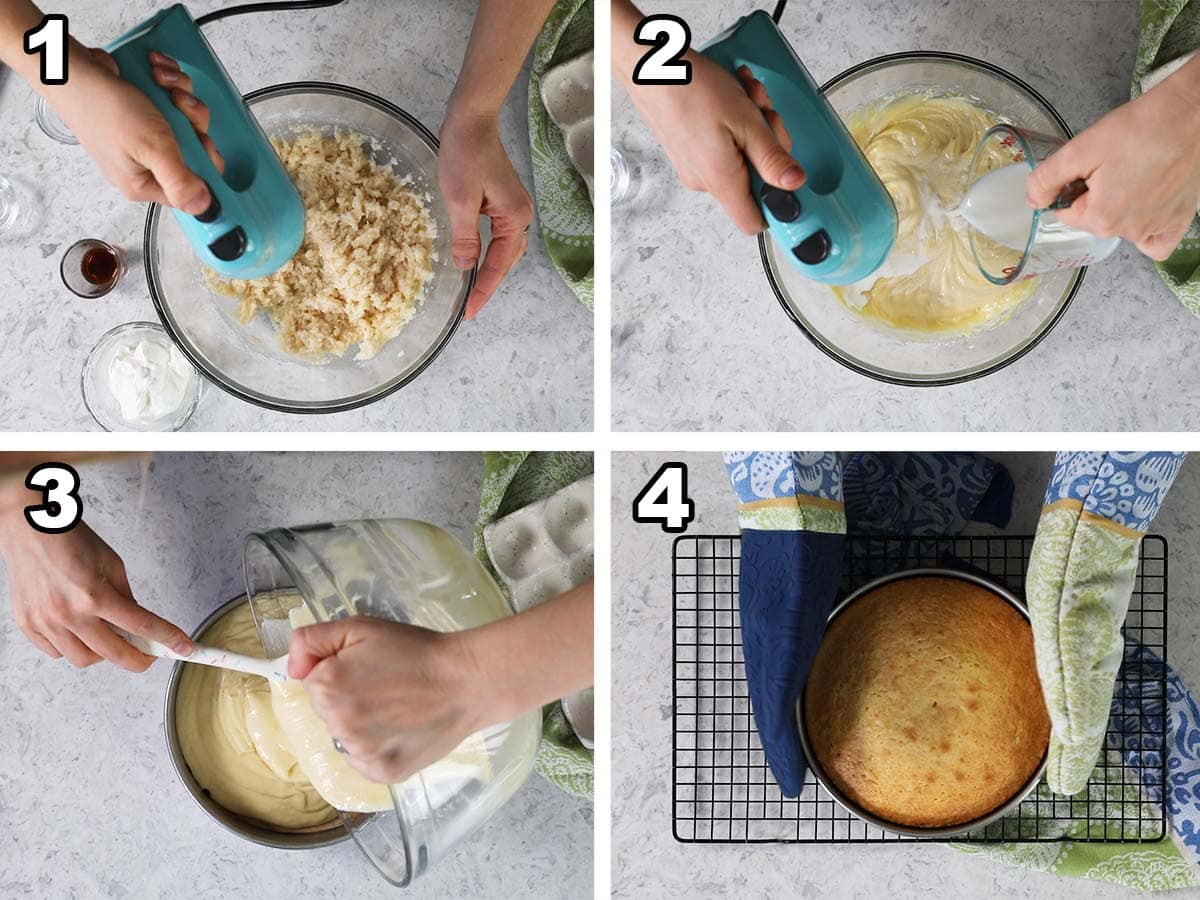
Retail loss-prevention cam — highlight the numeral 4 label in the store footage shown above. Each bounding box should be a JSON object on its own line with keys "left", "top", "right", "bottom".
{"left": 633, "top": 462, "right": 695, "bottom": 533}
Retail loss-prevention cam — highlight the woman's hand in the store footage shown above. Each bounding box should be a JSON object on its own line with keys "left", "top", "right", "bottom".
{"left": 438, "top": 109, "right": 534, "bottom": 318}
{"left": 288, "top": 616, "right": 487, "bottom": 784}
{"left": 1026, "top": 58, "right": 1200, "bottom": 261}
{"left": 287, "top": 579, "right": 593, "bottom": 784}
{"left": 46, "top": 45, "right": 224, "bottom": 213}
{"left": 618, "top": 49, "right": 805, "bottom": 235}
{"left": 0, "top": 484, "right": 194, "bottom": 671}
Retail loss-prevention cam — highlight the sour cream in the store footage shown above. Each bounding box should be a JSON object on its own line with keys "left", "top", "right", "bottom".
{"left": 106, "top": 337, "right": 193, "bottom": 424}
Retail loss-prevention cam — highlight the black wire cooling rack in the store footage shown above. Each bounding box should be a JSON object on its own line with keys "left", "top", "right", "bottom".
{"left": 672, "top": 534, "right": 1168, "bottom": 843}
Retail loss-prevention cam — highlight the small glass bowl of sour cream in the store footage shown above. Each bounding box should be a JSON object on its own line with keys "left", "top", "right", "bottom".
{"left": 82, "top": 322, "right": 203, "bottom": 431}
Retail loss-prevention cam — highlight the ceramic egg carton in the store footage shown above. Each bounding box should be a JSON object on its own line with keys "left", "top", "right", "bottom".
{"left": 484, "top": 473, "right": 594, "bottom": 748}
{"left": 541, "top": 50, "right": 595, "bottom": 201}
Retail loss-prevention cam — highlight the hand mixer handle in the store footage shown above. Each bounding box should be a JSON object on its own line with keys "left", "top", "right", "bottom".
{"left": 105, "top": 4, "right": 305, "bottom": 278}
{"left": 700, "top": 10, "right": 896, "bottom": 284}
{"left": 107, "top": 6, "right": 228, "bottom": 203}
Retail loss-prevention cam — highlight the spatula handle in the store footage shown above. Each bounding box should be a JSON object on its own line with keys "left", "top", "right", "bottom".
{"left": 111, "top": 626, "right": 288, "bottom": 681}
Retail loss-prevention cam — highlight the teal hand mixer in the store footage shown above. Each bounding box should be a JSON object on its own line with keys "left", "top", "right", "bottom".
{"left": 106, "top": 4, "right": 305, "bottom": 278}
{"left": 701, "top": 10, "right": 896, "bottom": 284}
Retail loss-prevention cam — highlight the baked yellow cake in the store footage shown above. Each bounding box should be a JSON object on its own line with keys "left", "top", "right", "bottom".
{"left": 803, "top": 575, "right": 1050, "bottom": 828}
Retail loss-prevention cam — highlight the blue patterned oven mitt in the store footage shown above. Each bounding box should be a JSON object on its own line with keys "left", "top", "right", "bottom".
{"left": 843, "top": 452, "right": 1014, "bottom": 535}
{"left": 723, "top": 451, "right": 1014, "bottom": 798}
{"left": 1027, "top": 452, "right": 1186, "bottom": 795}
{"left": 722, "top": 452, "right": 845, "bottom": 798}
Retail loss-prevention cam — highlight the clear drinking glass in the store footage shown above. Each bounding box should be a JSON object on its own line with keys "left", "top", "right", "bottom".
{"left": 0, "top": 173, "right": 44, "bottom": 240}
{"left": 35, "top": 94, "right": 79, "bottom": 145}
{"left": 965, "top": 124, "right": 1120, "bottom": 285}
{"left": 243, "top": 519, "right": 541, "bottom": 887}
{"left": 611, "top": 146, "right": 639, "bottom": 206}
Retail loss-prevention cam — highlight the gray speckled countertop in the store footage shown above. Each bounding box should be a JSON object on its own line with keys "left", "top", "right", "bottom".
{"left": 613, "top": 450, "right": 1200, "bottom": 898}
{"left": 0, "top": 0, "right": 592, "bottom": 432}
{"left": 0, "top": 453, "right": 591, "bottom": 899}
{"left": 612, "top": 0, "right": 1200, "bottom": 432}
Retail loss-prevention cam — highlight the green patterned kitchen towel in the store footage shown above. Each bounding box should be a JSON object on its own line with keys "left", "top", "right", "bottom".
{"left": 953, "top": 689, "right": 1200, "bottom": 890}
{"left": 527, "top": 0, "right": 594, "bottom": 309}
{"left": 1135, "top": 0, "right": 1200, "bottom": 309}
{"left": 475, "top": 451, "right": 595, "bottom": 800}
{"left": 958, "top": 829, "right": 1198, "bottom": 890}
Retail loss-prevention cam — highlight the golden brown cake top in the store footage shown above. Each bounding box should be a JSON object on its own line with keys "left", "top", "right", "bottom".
{"left": 803, "top": 575, "right": 1050, "bottom": 828}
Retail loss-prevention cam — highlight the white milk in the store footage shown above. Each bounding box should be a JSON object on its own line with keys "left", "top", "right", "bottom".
{"left": 962, "top": 162, "right": 1120, "bottom": 264}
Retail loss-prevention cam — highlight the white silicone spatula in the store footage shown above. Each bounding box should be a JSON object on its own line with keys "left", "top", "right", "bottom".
{"left": 111, "top": 626, "right": 289, "bottom": 682}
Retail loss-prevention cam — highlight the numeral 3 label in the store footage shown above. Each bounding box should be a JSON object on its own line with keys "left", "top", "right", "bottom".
{"left": 24, "top": 463, "right": 83, "bottom": 534}
{"left": 633, "top": 462, "right": 695, "bottom": 533}
{"left": 632, "top": 15, "right": 692, "bottom": 85}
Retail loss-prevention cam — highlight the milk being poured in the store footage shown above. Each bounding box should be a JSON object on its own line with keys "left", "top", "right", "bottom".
{"left": 962, "top": 162, "right": 1121, "bottom": 259}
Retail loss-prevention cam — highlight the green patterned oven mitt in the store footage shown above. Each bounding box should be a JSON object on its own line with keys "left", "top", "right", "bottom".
{"left": 1027, "top": 452, "right": 1185, "bottom": 795}
{"left": 474, "top": 451, "right": 594, "bottom": 801}
{"left": 527, "top": 0, "right": 595, "bottom": 309}
{"left": 1135, "top": 0, "right": 1200, "bottom": 309}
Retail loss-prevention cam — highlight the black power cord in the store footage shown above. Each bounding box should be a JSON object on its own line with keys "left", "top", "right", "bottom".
{"left": 771, "top": 0, "right": 788, "bottom": 24}
{"left": 195, "top": 0, "right": 346, "bottom": 27}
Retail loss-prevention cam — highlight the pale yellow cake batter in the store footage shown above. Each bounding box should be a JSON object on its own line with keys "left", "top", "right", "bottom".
{"left": 175, "top": 601, "right": 340, "bottom": 831}
{"left": 835, "top": 95, "right": 1037, "bottom": 332}
{"left": 176, "top": 598, "right": 491, "bottom": 832}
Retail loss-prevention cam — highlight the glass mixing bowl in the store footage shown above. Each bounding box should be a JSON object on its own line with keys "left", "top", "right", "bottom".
{"left": 145, "top": 83, "right": 471, "bottom": 413}
{"left": 762, "top": 52, "right": 1083, "bottom": 385}
{"left": 243, "top": 519, "right": 542, "bottom": 886}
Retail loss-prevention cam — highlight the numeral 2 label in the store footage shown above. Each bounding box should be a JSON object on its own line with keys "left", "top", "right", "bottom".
{"left": 24, "top": 14, "right": 69, "bottom": 86}
{"left": 633, "top": 462, "right": 695, "bottom": 533}
{"left": 24, "top": 463, "right": 83, "bottom": 534}
{"left": 632, "top": 14, "right": 692, "bottom": 85}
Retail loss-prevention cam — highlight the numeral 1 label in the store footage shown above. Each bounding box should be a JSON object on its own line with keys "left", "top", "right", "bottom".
{"left": 24, "top": 463, "right": 83, "bottom": 534}
{"left": 24, "top": 14, "right": 69, "bottom": 86}
{"left": 632, "top": 14, "right": 692, "bottom": 85}
{"left": 633, "top": 462, "right": 695, "bottom": 533}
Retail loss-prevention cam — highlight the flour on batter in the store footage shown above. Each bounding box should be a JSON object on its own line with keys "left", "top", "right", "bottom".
{"left": 834, "top": 95, "right": 1037, "bottom": 332}
{"left": 208, "top": 130, "right": 436, "bottom": 360}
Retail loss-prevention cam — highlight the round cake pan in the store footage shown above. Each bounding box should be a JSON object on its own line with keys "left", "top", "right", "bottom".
{"left": 795, "top": 567, "right": 1049, "bottom": 839}
{"left": 163, "top": 594, "right": 351, "bottom": 849}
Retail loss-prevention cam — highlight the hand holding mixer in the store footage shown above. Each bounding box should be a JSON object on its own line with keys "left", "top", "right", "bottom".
{"left": 104, "top": 3, "right": 309, "bottom": 278}
{"left": 699, "top": 9, "right": 898, "bottom": 285}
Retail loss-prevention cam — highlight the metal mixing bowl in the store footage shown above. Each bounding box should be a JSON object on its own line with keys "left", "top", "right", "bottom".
{"left": 763, "top": 52, "right": 1082, "bottom": 385}
{"left": 163, "top": 594, "right": 351, "bottom": 849}
{"left": 146, "top": 82, "right": 472, "bottom": 413}
{"left": 796, "top": 568, "right": 1049, "bottom": 838}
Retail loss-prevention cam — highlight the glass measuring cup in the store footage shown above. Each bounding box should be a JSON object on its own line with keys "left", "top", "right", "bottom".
{"left": 964, "top": 124, "right": 1120, "bottom": 285}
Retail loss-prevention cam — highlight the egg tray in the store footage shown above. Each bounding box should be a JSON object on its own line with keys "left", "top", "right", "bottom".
{"left": 671, "top": 534, "right": 1168, "bottom": 844}
{"left": 484, "top": 473, "right": 594, "bottom": 748}
{"left": 541, "top": 51, "right": 595, "bottom": 200}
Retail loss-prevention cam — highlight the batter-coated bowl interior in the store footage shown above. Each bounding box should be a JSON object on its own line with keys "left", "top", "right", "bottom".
{"left": 146, "top": 82, "right": 471, "bottom": 413}
{"left": 763, "top": 52, "right": 1082, "bottom": 385}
